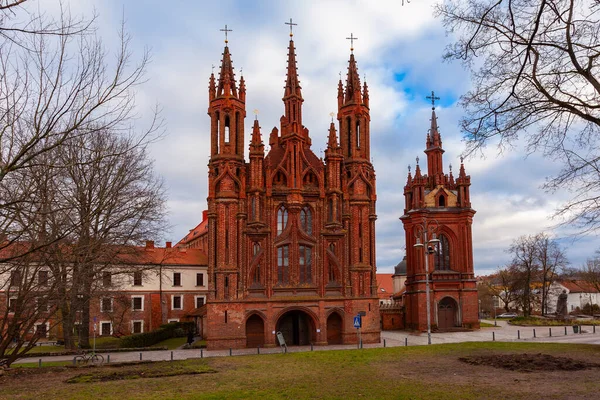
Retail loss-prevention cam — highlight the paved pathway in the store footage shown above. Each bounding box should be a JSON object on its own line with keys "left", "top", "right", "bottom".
{"left": 12, "top": 320, "right": 600, "bottom": 366}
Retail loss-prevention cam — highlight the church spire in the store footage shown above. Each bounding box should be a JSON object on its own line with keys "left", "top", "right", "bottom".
{"left": 344, "top": 53, "right": 362, "bottom": 103}
{"left": 424, "top": 91, "right": 444, "bottom": 181}
{"left": 216, "top": 45, "right": 238, "bottom": 98}
{"left": 282, "top": 21, "right": 303, "bottom": 127}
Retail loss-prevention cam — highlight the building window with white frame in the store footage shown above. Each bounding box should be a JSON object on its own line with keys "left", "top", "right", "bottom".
{"left": 173, "top": 272, "right": 182, "bottom": 286}
{"left": 38, "top": 270, "right": 49, "bottom": 287}
{"left": 133, "top": 271, "right": 143, "bottom": 286}
{"left": 132, "top": 320, "right": 144, "bottom": 334}
{"left": 8, "top": 297, "right": 17, "bottom": 313}
{"left": 101, "top": 297, "right": 113, "bottom": 313}
{"left": 167, "top": 319, "right": 179, "bottom": 323}
{"left": 36, "top": 297, "right": 49, "bottom": 312}
{"left": 196, "top": 273, "right": 204, "bottom": 287}
{"left": 100, "top": 321, "right": 112, "bottom": 336}
{"left": 172, "top": 295, "right": 183, "bottom": 310}
{"left": 195, "top": 296, "right": 205, "bottom": 308}
{"left": 35, "top": 322, "right": 48, "bottom": 338}
{"left": 131, "top": 296, "right": 144, "bottom": 311}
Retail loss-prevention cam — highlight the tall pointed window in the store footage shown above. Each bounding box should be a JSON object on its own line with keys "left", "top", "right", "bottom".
{"left": 300, "top": 207, "right": 312, "bottom": 235}
{"left": 434, "top": 234, "right": 451, "bottom": 271}
{"left": 356, "top": 120, "right": 360, "bottom": 148}
{"left": 224, "top": 115, "right": 230, "bottom": 143}
{"left": 277, "top": 207, "right": 288, "bottom": 235}
{"left": 299, "top": 245, "right": 312, "bottom": 284}
{"left": 277, "top": 245, "right": 289, "bottom": 284}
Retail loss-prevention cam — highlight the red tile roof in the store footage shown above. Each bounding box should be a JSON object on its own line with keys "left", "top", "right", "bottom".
{"left": 376, "top": 273, "right": 394, "bottom": 299}
{"left": 560, "top": 280, "right": 600, "bottom": 293}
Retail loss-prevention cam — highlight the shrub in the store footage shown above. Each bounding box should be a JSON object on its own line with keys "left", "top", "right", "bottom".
{"left": 120, "top": 322, "right": 195, "bottom": 348}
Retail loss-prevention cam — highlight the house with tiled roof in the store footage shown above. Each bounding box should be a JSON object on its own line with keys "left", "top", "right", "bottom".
{"left": 547, "top": 280, "right": 600, "bottom": 314}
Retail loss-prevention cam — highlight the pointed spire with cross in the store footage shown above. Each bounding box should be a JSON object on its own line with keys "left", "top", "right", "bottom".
{"left": 285, "top": 18, "right": 297, "bottom": 37}
{"left": 426, "top": 90, "right": 440, "bottom": 110}
{"left": 346, "top": 33, "right": 358, "bottom": 53}
{"left": 220, "top": 24, "right": 232, "bottom": 44}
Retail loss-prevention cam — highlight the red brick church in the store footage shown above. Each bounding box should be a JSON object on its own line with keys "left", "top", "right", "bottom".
{"left": 401, "top": 101, "right": 479, "bottom": 331}
{"left": 186, "top": 29, "right": 380, "bottom": 349}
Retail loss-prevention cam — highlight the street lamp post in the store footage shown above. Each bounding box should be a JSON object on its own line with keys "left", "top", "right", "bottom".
{"left": 493, "top": 296, "right": 497, "bottom": 327}
{"left": 414, "top": 220, "right": 439, "bottom": 345}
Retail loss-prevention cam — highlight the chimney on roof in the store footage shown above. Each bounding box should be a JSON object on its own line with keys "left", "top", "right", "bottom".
{"left": 146, "top": 240, "right": 154, "bottom": 249}
{"left": 202, "top": 210, "right": 208, "bottom": 221}
{"left": 166, "top": 241, "right": 172, "bottom": 249}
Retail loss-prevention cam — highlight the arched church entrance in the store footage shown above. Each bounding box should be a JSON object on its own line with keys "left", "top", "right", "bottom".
{"left": 276, "top": 310, "right": 315, "bottom": 346}
{"left": 246, "top": 314, "right": 265, "bottom": 348}
{"left": 326, "top": 312, "right": 343, "bottom": 344}
{"left": 438, "top": 297, "right": 458, "bottom": 329}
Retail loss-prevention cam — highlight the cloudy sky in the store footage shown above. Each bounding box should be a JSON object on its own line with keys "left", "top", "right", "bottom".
{"left": 36, "top": 0, "right": 599, "bottom": 275}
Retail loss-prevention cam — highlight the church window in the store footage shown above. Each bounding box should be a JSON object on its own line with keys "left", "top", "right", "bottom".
{"left": 277, "top": 245, "right": 289, "bottom": 284}
{"left": 347, "top": 117, "right": 352, "bottom": 156}
{"left": 215, "top": 112, "right": 220, "bottom": 153}
{"left": 225, "top": 115, "right": 230, "bottom": 143}
{"left": 299, "top": 245, "right": 312, "bottom": 284}
{"left": 253, "top": 242, "right": 260, "bottom": 256}
{"left": 300, "top": 207, "right": 312, "bottom": 235}
{"left": 434, "top": 234, "right": 451, "bottom": 271}
{"left": 328, "top": 198, "right": 334, "bottom": 222}
{"left": 356, "top": 120, "right": 360, "bottom": 148}
{"left": 439, "top": 195, "right": 446, "bottom": 207}
{"left": 277, "top": 207, "right": 288, "bottom": 235}
{"left": 251, "top": 197, "right": 257, "bottom": 220}
{"left": 274, "top": 170, "right": 286, "bottom": 186}
{"left": 253, "top": 264, "right": 261, "bottom": 283}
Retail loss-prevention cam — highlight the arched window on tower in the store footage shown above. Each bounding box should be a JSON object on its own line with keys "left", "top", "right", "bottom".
{"left": 346, "top": 117, "right": 352, "bottom": 156}
{"left": 356, "top": 120, "right": 360, "bottom": 148}
{"left": 224, "top": 115, "right": 230, "bottom": 143}
{"left": 434, "top": 234, "right": 451, "bottom": 271}
{"left": 215, "top": 112, "right": 220, "bottom": 153}
{"left": 328, "top": 198, "right": 334, "bottom": 222}
{"left": 277, "top": 207, "right": 288, "bottom": 235}
{"left": 300, "top": 207, "right": 312, "bottom": 235}
{"left": 438, "top": 194, "right": 446, "bottom": 207}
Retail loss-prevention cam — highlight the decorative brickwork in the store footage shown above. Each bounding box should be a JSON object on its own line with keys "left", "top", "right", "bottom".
{"left": 199, "top": 37, "right": 380, "bottom": 349}
{"left": 401, "top": 107, "right": 479, "bottom": 331}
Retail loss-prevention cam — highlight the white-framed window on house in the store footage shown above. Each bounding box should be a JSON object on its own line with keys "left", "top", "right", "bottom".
{"left": 173, "top": 272, "right": 182, "bottom": 287}
{"left": 101, "top": 297, "right": 113, "bottom": 313}
{"left": 196, "top": 273, "right": 204, "bottom": 287}
{"left": 194, "top": 295, "right": 206, "bottom": 309}
{"left": 167, "top": 319, "right": 179, "bottom": 323}
{"left": 131, "top": 320, "right": 144, "bottom": 334}
{"left": 171, "top": 295, "right": 183, "bottom": 310}
{"left": 8, "top": 297, "right": 17, "bottom": 313}
{"left": 103, "top": 271, "right": 112, "bottom": 287}
{"left": 36, "top": 297, "right": 49, "bottom": 312}
{"left": 131, "top": 295, "right": 144, "bottom": 311}
{"left": 38, "top": 270, "right": 49, "bottom": 287}
{"left": 35, "top": 322, "right": 49, "bottom": 338}
{"left": 100, "top": 321, "right": 113, "bottom": 336}
{"left": 133, "top": 271, "right": 143, "bottom": 286}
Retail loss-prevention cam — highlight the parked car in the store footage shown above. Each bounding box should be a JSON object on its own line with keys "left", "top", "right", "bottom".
{"left": 498, "top": 312, "right": 518, "bottom": 318}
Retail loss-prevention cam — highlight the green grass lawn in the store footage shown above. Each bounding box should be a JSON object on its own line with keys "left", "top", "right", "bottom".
{"left": 152, "top": 337, "right": 187, "bottom": 350}
{"left": 479, "top": 321, "right": 498, "bottom": 328}
{"left": 2, "top": 342, "right": 600, "bottom": 399}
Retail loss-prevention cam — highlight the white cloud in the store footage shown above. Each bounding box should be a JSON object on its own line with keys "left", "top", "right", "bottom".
{"left": 32, "top": 0, "right": 600, "bottom": 275}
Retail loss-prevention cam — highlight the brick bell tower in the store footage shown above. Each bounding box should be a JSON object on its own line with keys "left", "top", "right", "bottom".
{"left": 206, "top": 30, "right": 246, "bottom": 312}
{"left": 337, "top": 35, "right": 378, "bottom": 302}
{"left": 401, "top": 94, "right": 479, "bottom": 331}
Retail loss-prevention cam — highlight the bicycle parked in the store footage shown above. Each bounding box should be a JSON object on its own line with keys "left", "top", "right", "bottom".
{"left": 74, "top": 351, "right": 104, "bottom": 365}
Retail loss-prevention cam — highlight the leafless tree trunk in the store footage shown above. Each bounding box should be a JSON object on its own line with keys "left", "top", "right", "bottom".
{"left": 436, "top": 0, "right": 600, "bottom": 233}
{"left": 537, "top": 234, "right": 568, "bottom": 315}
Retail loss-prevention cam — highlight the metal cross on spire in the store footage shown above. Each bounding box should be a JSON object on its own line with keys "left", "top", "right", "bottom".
{"left": 285, "top": 18, "right": 297, "bottom": 37}
{"left": 253, "top": 109, "right": 259, "bottom": 120}
{"left": 220, "top": 24, "right": 232, "bottom": 44}
{"left": 346, "top": 33, "right": 358, "bottom": 52}
{"left": 426, "top": 90, "right": 440, "bottom": 110}
{"left": 211, "top": 64, "right": 215, "bottom": 74}
{"left": 329, "top": 112, "right": 335, "bottom": 122}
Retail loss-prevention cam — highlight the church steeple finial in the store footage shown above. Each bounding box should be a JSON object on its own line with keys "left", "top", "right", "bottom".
{"left": 344, "top": 34, "right": 362, "bottom": 104}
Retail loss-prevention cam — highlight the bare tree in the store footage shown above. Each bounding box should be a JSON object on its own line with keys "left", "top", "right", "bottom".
{"left": 537, "top": 234, "right": 569, "bottom": 315}
{"left": 508, "top": 235, "right": 541, "bottom": 317}
{"left": 436, "top": 0, "right": 600, "bottom": 233}
{"left": 580, "top": 252, "right": 600, "bottom": 292}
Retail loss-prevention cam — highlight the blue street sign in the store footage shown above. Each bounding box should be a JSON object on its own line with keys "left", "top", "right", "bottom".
{"left": 93, "top": 316, "right": 97, "bottom": 323}
{"left": 353, "top": 315, "right": 361, "bottom": 329}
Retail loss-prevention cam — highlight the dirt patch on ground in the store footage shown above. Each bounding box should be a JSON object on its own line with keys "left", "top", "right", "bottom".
{"left": 459, "top": 353, "right": 600, "bottom": 372}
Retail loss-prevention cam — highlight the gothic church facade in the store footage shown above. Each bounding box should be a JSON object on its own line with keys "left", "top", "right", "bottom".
{"left": 196, "top": 32, "right": 380, "bottom": 349}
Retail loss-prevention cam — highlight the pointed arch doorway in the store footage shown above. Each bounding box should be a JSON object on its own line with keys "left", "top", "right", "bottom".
{"left": 438, "top": 297, "right": 458, "bottom": 329}
{"left": 276, "top": 310, "right": 315, "bottom": 346}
